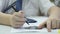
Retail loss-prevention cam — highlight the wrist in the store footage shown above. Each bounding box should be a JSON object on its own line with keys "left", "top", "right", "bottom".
{"left": 0, "top": 12, "right": 12, "bottom": 26}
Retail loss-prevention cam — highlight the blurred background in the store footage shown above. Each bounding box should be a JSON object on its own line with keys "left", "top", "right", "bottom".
{"left": 0, "top": 0, "right": 60, "bottom": 15}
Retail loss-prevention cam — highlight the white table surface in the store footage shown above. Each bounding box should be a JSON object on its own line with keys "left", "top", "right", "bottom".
{"left": 0, "top": 16, "right": 59, "bottom": 34}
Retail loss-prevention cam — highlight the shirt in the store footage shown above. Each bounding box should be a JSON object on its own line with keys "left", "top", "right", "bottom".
{"left": 22, "top": 0, "right": 55, "bottom": 16}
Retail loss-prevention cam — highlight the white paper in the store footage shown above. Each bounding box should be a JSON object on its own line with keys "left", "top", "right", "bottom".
{"left": 11, "top": 16, "right": 58, "bottom": 33}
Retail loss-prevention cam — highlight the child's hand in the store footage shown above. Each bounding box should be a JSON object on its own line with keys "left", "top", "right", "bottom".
{"left": 38, "top": 6, "right": 60, "bottom": 32}
{"left": 11, "top": 11, "right": 25, "bottom": 28}
{"left": 38, "top": 17, "right": 60, "bottom": 32}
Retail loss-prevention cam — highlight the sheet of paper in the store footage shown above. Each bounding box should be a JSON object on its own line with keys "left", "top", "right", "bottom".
{"left": 23, "top": 16, "right": 48, "bottom": 27}
{"left": 11, "top": 16, "right": 58, "bottom": 33}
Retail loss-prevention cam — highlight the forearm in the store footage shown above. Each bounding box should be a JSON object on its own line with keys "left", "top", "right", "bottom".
{"left": 48, "top": 6, "right": 60, "bottom": 18}
{"left": 0, "top": 12, "right": 12, "bottom": 26}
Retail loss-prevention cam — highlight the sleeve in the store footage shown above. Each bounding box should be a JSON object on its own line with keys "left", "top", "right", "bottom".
{"left": 0, "top": 0, "right": 3, "bottom": 11}
{"left": 22, "top": 0, "right": 39, "bottom": 16}
{"left": 0, "top": 0, "right": 9, "bottom": 12}
{"left": 39, "top": 0, "right": 55, "bottom": 16}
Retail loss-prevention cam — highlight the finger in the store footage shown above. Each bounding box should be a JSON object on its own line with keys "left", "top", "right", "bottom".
{"left": 38, "top": 21, "right": 46, "bottom": 29}
{"left": 19, "top": 11, "right": 24, "bottom": 16}
{"left": 51, "top": 19, "right": 57, "bottom": 29}
{"left": 14, "top": 12, "right": 24, "bottom": 18}
{"left": 19, "top": 11, "right": 24, "bottom": 14}
{"left": 56, "top": 20, "right": 60, "bottom": 29}
{"left": 59, "top": 22, "right": 60, "bottom": 28}
{"left": 15, "top": 21, "right": 25, "bottom": 24}
{"left": 13, "top": 22, "right": 25, "bottom": 28}
{"left": 47, "top": 20, "right": 51, "bottom": 32}
{"left": 13, "top": 16, "right": 26, "bottom": 22}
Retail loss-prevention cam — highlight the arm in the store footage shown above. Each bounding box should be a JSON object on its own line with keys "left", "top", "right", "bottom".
{"left": 0, "top": 11, "right": 25, "bottom": 28}
{"left": 0, "top": 12, "right": 12, "bottom": 26}
{"left": 48, "top": 6, "right": 60, "bottom": 18}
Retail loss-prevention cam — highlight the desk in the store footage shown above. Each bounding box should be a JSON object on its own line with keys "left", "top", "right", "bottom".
{"left": 0, "top": 16, "right": 59, "bottom": 34}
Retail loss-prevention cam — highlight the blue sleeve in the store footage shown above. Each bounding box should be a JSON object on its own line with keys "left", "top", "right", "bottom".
{"left": 16, "top": 0, "right": 22, "bottom": 11}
